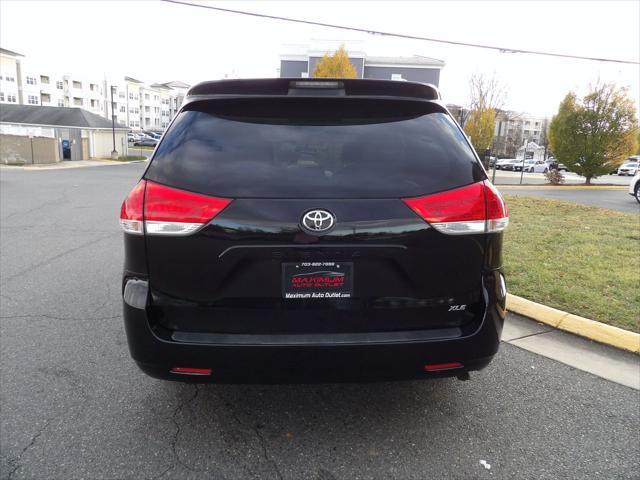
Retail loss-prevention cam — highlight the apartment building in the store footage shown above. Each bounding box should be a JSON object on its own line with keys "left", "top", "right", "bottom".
{"left": 280, "top": 41, "right": 444, "bottom": 85}
{"left": 493, "top": 111, "right": 548, "bottom": 157}
{"left": 446, "top": 103, "right": 548, "bottom": 157}
{"left": 0, "top": 48, "right": 189, "bottom": 132}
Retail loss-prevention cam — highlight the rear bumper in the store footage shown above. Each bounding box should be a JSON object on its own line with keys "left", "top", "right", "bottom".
{"left": 123, "top": 274, "right": 506, "bottom": 383}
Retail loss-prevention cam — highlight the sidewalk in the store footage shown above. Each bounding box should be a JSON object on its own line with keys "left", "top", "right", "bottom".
{"left": 1, "top": 159, "right": 148, "bottom": 170}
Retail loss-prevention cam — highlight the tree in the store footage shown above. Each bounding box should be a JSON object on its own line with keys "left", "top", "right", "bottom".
{"left": 464, "top": 108, "right": 496, "bottom": 154}
{"left": 463, "top": 74, "right": 506, "bottom": 156}
{"left": 548, "top": 84, "right": 639, "bottom": 183}
{"left": 313, "top": 45, "right": 357, "bottom": 78}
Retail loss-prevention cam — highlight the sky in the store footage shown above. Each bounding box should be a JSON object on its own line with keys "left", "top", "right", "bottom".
{"left": 1, "top": 0, "right": 639, "bottom": 117}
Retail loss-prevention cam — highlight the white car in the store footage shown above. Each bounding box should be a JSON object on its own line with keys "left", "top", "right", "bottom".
{"left": 495, "top": 158, "right": 517, "bottom": 170}
{"left": 629, "top": 171, "right": 640, "bottom": 203}
{"left": 524, "top": 160, "right": 552, "bottom": 173}
{"left": 617, "top": 161, "right": 639, "bottom": 176}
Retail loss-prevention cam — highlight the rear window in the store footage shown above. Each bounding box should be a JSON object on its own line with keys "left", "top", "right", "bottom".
{"left": 145, "top": 98, "right": 484, "bottom": 198}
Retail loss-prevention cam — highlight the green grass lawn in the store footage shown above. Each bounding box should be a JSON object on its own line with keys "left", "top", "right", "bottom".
{"left": 502, "top": 195, "right": 639, "bottom": 332}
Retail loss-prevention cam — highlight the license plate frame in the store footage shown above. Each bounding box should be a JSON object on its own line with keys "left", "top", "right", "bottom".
{"left": 282, "top": 261, "right": 353, "bottom": 299}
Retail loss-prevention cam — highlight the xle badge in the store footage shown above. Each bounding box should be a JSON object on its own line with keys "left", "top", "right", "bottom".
{"left": 448, "top": 305, "right": 467, "bottom": 312}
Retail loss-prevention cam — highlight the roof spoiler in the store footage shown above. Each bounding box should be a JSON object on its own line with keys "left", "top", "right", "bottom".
{"left": 187, "top": 78, "right": 441, "bottom": 101}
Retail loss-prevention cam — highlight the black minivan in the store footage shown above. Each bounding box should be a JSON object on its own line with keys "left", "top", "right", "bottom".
{"left": 120, "top": 78, "right": 508, "bottom": 383}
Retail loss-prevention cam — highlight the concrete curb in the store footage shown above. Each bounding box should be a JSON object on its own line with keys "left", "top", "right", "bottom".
{"left": 506, "top": 294, "right": 640, "bottom": 353}
{"left": 497, "top": 185, "right": 628, "bottom": 190}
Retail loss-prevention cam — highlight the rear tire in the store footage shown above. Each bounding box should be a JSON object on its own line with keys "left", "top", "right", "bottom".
{"left": 635, "top": 183, "right": 640, "bottom": 204}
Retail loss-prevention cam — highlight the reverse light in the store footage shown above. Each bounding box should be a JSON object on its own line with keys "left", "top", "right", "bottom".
{"left": 402, "top": 180, "right": 508, "bottom": 235}
{"left": 119, "top": 180, "right": 232, "bottom": 236}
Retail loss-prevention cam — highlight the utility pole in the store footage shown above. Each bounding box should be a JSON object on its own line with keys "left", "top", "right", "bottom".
{"left": 110, "top": 86, "right": 118, "bottom": 159}
{"left": 519, "top": 139, "right": 527, "bottom": 184}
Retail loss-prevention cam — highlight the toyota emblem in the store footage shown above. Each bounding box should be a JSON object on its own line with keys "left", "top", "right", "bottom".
{"left": 301, "top": 209, "right": 335, "bottom": 233}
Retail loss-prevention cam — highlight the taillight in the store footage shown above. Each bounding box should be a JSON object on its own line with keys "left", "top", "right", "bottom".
{"left": 483, "top": 180, "right": 509, "bottom": 233}
{"left": 402, "top": 180, "right": 508, "bottom": 235}
{"left": 119, "top": 180, "right": 145, "bottom": 234}
{"left": 119, "top": 180, "right": 232, "bottom": 236}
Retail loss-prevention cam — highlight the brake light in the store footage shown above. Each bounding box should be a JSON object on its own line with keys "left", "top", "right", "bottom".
{"left": 119, "top": 180, "right": 145, "bottom": 234}
{"left": 119, "top": 180, "right": 232, "bottom": 236}
{"left": 484, "top": 181, "right": 509, "bottom": 232}
{"left": 402, "top": 181, "right": 508, "bottom": 235}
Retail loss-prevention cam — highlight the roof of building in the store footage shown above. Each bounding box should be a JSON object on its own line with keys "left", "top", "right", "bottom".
{"left": 125, "top": 76, "right": 143, "bottom": 84}
{"left": 162, "top": 80, "right": 190, "bottom": 89}
{"left": 364, "top": 55, "right": 445, "bottom": 67}
{"left": 0, "top": 104, "right": 128, "bottom": 129}
{"left": 0, "top": 47, "right": 24, "bottom": 57}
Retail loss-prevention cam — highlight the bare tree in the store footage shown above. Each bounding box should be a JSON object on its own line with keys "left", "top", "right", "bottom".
{"left": 463, "top": 74, "right": 508, "bottom": 157}
{"left": 468, "top": 73, "right": 507, "bottom": 112}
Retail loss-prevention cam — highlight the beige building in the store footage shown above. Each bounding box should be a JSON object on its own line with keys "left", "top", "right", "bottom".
{"left": 0, "top": 104, "right": 128, "bottom": 164}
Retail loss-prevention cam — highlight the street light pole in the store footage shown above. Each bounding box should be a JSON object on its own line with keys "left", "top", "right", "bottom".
{"left": 110, "top": 86, "right": 118, "bottom": 159}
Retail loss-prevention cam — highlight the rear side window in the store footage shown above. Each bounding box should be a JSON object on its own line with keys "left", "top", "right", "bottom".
{"left": 145, "top": 98, "right": 485, "bottom": 198}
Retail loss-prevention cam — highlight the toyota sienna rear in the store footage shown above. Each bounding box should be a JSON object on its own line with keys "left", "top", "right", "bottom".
{"left": 120, "top": 78, "right": 508, "bottom": 383}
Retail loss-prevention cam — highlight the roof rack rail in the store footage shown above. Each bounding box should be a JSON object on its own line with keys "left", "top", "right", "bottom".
{"left": 186, "top": 78, "right": 440, "bottom": 101}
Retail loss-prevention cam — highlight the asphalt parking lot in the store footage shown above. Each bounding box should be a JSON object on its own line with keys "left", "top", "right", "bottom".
{"left": 1, "top": 164, "right": 639, "bottom": 480}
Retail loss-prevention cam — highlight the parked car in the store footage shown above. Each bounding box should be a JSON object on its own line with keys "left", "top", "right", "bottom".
{"left": 143, "top": 131, "right": 162, "bottom": 141}
{"left": 133, "top": 137, "right": 158, "bottom": 147}
{"left": 511, "top": 159, "right": 530, "bottom": 172}
{"left": 525, "top": 160, "right": 551, "bottom": 173}
{"left": 548, "top": 161, "right": 569, "bottom": 172}
{"left": 496, "top": 159, "right": 517, "bottom": 170}
{"left": 119, "top": 78, "right": 509, "bottom": 383}
{"left": 629, "top": 170, "right": 640, "bottom": 203}
{"left": 617, "top": 161, "right": 639, "bottom": 176}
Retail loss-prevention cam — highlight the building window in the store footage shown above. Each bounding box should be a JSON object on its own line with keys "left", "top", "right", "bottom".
{"left": 56, "top": 81, "right": 63, "bottom": 89}
{"left": 72, "top": 80, "right": 82, "bottom": 89}
{"left": 28, "top": 95, "right": 39, "bottom": 104}
{"left": 0, "top": 92, "right": 4, "bottom": 101}
{"left": 58, "top": 99, "right": 64, "bottom": 107}
{"left": 145, "top": 106, "right": 150, "bottom": 113}
{"left": 73, "top": 97, "right": 83, "bottom": 106}
{"left": 119, "top": 92, "right": 125, "bottom": 99}
{"left": 134, "top": 94, "right": 139, "bottom": 100}
{"left": 7, "top": 94, "right": 17, "bottom": 102}
{"left": 26, "top": 76, "right": 37, "bottom": 85}
{"left": 120, "top": 105, "right": 126, "bottom": 112}
{"left": 40, "top": 75, "right": 50, "bottom": 84}
{"left": 5, "top": 76, "right": 15, "bottom": 82}
{"left": 145, "top": 93, "right": 150, "bottom": 100}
